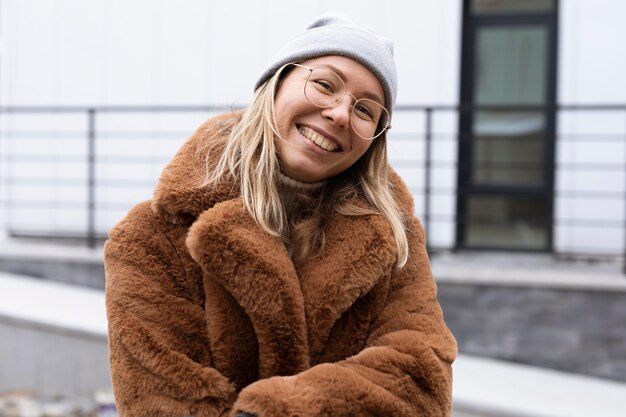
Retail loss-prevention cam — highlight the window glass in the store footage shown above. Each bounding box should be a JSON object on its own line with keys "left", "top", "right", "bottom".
{"left": 465, "top": 196, "right": 549, "bottom": 248}
{"left": 471, "top": 25, "right": 548, "bottom": 187}
{"left": 472, "top": 0, "right": 554, "bottom": 15}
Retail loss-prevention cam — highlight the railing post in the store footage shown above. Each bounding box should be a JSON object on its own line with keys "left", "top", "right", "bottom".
{"left": 424, "top": 107, "right": 433, "bottom": 248}
{"left": 87, "top": 109, "right": 96, "bottom": 248}
{"left": 624, "top": 108, "right": 626, "bottom": 275}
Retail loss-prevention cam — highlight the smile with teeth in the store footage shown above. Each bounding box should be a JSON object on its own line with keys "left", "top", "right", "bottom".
{"left": 298, "top": 126, "right": 339, "bottom": 152}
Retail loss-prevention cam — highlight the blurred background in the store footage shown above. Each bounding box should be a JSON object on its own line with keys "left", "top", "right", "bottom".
{"left": 1, "top": 0, "right": 625, "bottom": 416}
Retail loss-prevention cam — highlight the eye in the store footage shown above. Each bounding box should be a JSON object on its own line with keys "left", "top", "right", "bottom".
{"left": 312, "top": 79, "right": 336, "bottom": 95}
{"left": 354, "top": 102, "right": 375, "bottom": 122}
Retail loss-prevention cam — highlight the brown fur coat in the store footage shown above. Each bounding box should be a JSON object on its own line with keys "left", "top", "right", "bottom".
{"left": 104, "top": 112, "right": 457, "bottom": 417}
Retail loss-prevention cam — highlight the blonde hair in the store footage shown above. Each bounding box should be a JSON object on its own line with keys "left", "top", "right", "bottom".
{"left": 205, "top": 67, "right": 409, "bottom": 267}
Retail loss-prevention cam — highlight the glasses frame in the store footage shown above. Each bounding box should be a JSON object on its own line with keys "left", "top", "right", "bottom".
{"left": 284, "top": 62, "right": 392, "bottom": 140}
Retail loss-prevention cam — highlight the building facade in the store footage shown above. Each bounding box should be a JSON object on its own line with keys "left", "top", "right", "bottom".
{"left": 1, "top": 0, "right": 626, "bottom": 382}
{"left": 2, "top": 0, "right": 625, "bottom": 259}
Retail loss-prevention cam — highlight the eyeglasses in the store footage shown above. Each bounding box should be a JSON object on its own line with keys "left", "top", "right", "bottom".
{"left": 285, "top": 63, "right": 392, "bottom": 140}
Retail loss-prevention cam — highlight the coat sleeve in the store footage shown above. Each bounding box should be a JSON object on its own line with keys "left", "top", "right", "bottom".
{"left": 231, "top": 217, "right": 457, "bottom": 417}
{"left": 104, "top": 202, "right": 236, "bottom": 417}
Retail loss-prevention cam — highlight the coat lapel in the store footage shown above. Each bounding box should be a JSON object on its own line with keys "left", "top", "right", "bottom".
{"left": 151, "top": 111, "right": 412, "bottom": 377}
{"left": 186, "top": 199, "right": 310, "bottom": 379}
{"left": 296, "top": 211, "right": 397, "bottom": 363}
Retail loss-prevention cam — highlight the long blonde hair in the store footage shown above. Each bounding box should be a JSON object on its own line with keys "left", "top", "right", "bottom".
{"left": 205, "top": 66, "right": 409, "bottom": 267}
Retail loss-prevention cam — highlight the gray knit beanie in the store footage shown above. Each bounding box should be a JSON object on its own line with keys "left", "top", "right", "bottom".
{"left": 255, "top": 12, "right": 397, "bottom": 112}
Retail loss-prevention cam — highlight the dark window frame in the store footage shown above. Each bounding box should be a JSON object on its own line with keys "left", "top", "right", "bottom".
{"left": 456, "top": 0, "right": 559, "bottom": 251}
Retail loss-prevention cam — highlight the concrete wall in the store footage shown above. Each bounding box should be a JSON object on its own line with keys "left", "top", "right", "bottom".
{"left": 0, "top": 273, "right": 111, "bottom": 399}
{"left": 438, "top": 283, "right": 626, "bottom": 382}
{"left": 0, "top": 317, "right": 110, "bottom": 399}
{"left": 555, "top": 0, "right": 626, "bottom": 256}
{"left": 0, "top": 257, "right": 105, "bottom": 288}
{"left": 0, "top": 0, "right": 461, "bottom": 106}
{"left": 1, "top": 0, "right": 626, "bottom": 256}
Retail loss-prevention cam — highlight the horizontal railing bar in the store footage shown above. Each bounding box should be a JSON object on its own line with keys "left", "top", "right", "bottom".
{"left": 4, "top": 194, "right": 624, "bottom": 227}
{"left": 395, "top": 103, "right": 626, "bottom": 111}
{"left": 3, "top": 155, "right": 171, "bottom": 164}
{"left": 389, "top": 133, "right": 626, "bottom": 141}
{"left": 7, "top": 230, "right": 109, "bottom": 239}
{"left": 2, "top": 103, "right": 626, "bottom": 113}
{"left": 2, "top": 178, "right": 156, "bottom": 187}
{"left": 4, "top": 201, "right": 141, "bottom": 210}
{"left": 393, "top": 160, "right": 626, "bottom": 171}
{"left": 0, "top": 105, "right": 243, "bottom": 113}
{"left": 4, "top": 179, "right": 622, "bottom": 200}
{"left": 0, "top": 130, "right": 193, "bottom": 139}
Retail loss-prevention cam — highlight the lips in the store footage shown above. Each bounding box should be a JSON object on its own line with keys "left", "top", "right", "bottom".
{"left": 298, "top": 125, "right": 340, "bottom": 152}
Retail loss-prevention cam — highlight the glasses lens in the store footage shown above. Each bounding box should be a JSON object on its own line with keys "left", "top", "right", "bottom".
{"left": 351, "top": 99, "right": 390, "bottom": 140}
{"left": 302, "top": 65, "right": 390, "bottom": 140}
{"left": 304, "top": 67, "right": 346, "bottom": 108}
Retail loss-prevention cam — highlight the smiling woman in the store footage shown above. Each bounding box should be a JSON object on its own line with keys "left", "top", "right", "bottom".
{"left": 273, "top": 56, "right": 387, "bottom": 182}
{"left": 104, "top": 12, "right": 457, "bottom": 417}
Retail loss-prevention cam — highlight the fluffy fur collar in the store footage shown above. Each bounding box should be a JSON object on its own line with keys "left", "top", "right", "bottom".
{"left": 113, "top": 112, "right": 440, "bottom": 407}
{"left": 151, "top": 111, "right": 415, "bottom": 225}
{"left": 150, "top": 112, "right": 243, "bottom": 225}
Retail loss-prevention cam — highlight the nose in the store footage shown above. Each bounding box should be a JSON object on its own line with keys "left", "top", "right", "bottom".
{"left": 320, "top": 95, "right": 352, "bottom": 128}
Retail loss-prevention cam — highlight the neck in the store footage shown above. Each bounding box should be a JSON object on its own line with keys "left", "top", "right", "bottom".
{"left": 277, "top": 171, "right": 327, "bottom": 193}
{"left": 277, "top": 172, "right": 326, "bottom": 217}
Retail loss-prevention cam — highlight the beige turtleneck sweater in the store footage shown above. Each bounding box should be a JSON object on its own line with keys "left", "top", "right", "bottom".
{"left": 277, "top": 172, "right": 327, "bottom": 257}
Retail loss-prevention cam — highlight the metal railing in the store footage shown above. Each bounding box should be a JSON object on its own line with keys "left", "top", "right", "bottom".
{"left": 0, "top": 105, "right": 237, "bottom": 248}
{"left": 1, "top": 103, "right": 625, "bottom": 266}
{"left": 394, "top": 103, "right": 626, "bottom": 248}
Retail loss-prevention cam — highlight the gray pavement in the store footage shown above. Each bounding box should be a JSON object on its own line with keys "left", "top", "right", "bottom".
{"left": 2, "top": 249, "right": 626, "bottom": 416}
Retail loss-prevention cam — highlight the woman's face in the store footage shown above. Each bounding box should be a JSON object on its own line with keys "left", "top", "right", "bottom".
{"left": 273, "top": 56, "right": 386, "bottom": 183}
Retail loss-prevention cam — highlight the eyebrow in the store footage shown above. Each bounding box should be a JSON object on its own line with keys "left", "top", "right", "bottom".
{"left": 325, "top": 63, "right": 385, "bottom": 106}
